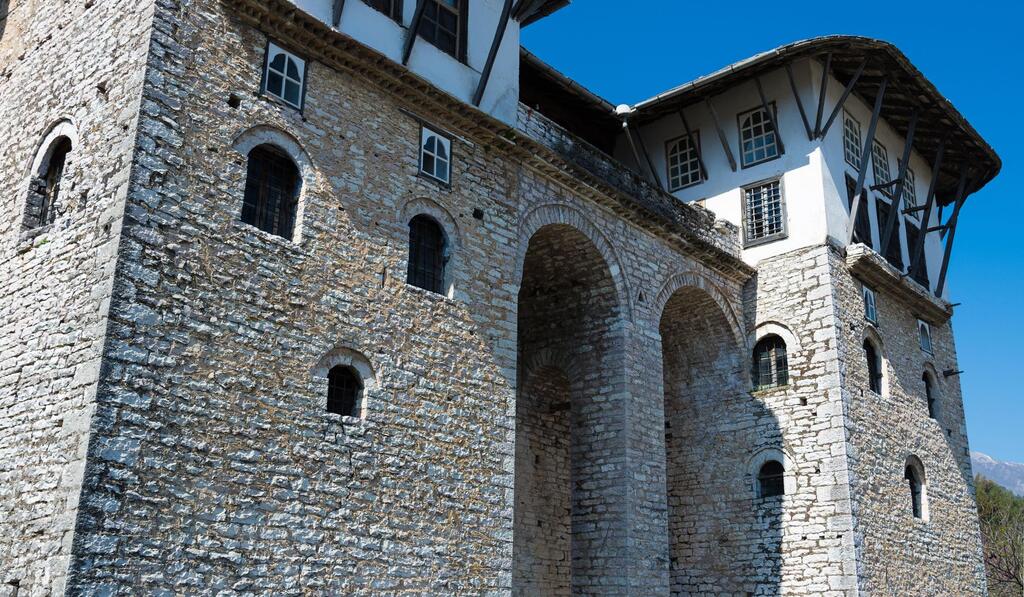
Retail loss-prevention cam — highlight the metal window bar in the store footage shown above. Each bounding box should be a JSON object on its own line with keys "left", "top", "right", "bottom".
{"left": 328, "top": 366, "right": 362, "bottom": 416}
{"left": 744, "top": 181, "right": 783, "bottom": 241}
{"left": 758, "top": 461, "right": 785, "bottom": 498}
{"left": 407, "top": 215, "right": 446, "bottom": 293}
{"left": 241, "top": 146, "right": 300, "bottom": 240}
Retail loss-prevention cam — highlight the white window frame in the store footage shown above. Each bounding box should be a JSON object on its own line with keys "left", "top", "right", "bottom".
{"left": 419, "top": 126, "right": 451, "bottom": 185}
{"left": 918, "top": 320, "right": 933, "bottom": 354}
{"left": 263, "top": 41, "right": 307, "bottom": 110}
{"left": 900, "top": 164, "right": 918, "bottom": 208}
{"left": 863, "top": 286, "right": 878, "bottom": 324}
{"left": 665, "top": 132, "right": 702, "bottom": 191}
{"left": 843, "top": 111, "right": 862, "bottom": 169}
{"left": 738, "top": 103, "right": 780, "bottom": 167}
{"left": 741, "top": 178, "right": 787, "bottom": 246}
{"left": 872, "top": 141, "right": 891, "bottom": 195}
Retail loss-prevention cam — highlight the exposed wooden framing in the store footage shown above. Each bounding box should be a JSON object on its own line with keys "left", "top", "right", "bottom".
{"left": 813, "top": 52, "right": 832, "bottom": 137}
{"left": 754, "top": 77, "right": 785, "bottom": 156}
{"left": 935, "top": 171, "right": 970, "bottom": 295}
{"left": 705, "top": 97, "right": 737, "bottom": 172}
{"left": 622, "top": 122, "right": 657, "bottom": 186}
{"left": 784, "top": 62, "right": 813, "bottom": 140}
{"left": 676, "top": 109, "right": 708, "bottom": 182}
{"left": 818, "top": 58, "right": 868, "bottom": 138}
{"left": 332, "top": 0, "right": 346, "bottom": 27}
{"left": 908, "top": 137, "right": 948, "bottom": 279}
{"left": 845, "top": 77, "right": 887, "bottom": 246}
{"left": 472, "top": 0, "right": 513, "bottom": 106}
{"left": 631, "top": 122, "right": 664, "bottom": 191}
{"left": 402, "top": 0, "right": 428, "bottom": 65}
{"left": 879, "top": 110, "right": 919, "bottom": 256}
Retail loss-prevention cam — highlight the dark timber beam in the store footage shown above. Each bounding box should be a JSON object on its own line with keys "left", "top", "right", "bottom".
{"left": 785, "top": 62, "right": 813, "bottom": 141}
{"left": 879, "top": 110, "right": 919, "bottom": 257}
{"left": 818, "top": 58, "right": 868, "bottom": 139}
{"left": 705, "top": 97, "right": 737, "bottom": 172}
{"left": 472, "top": 0, "right": 513, "bottom": 106}
{"left": 813, "top": 53, "right": 832, "bottom": 138}
{"left": 402, "top": 0, "right": 428, "bottom": 65}
{"left": 755, "top": 77, "right": 785, "bottom": 156}
{"left": 633, "top": 122, "right": 665, "bottom": 191}
{"left": 935, "top": 172, "right": 971, "bottom": 296}
{"left": 676, "top": 109, "right": 708, "bottom": 182}
{"left": 845, "top": 77, "right": 887, "bottom": 246}
{"left": 908, "top": 137, "right": 948, "bottom": 281}
{"left": 332, "top": 0, "right": 346, "bottom": 27}
{"left": 623, "top": 121, "right": 659, "bottom": 187}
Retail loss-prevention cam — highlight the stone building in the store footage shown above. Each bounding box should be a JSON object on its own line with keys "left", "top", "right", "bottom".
{"left": 0, "top": 0, "right": 1000, "bottom": 594}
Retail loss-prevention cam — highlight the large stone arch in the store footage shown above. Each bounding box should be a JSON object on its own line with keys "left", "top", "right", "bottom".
{"left": 652, "top": 270, "right": 745, "bottom": 350}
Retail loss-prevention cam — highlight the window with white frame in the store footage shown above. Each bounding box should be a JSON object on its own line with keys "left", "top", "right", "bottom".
{"left": 666, "top": 133, "right": 702, "bottom": 190}
{"left": 263, "top": 42, "right": 306, "bottom": 109}
{"left": 872, "top": 142, "right": 891, "bottom": 193}
{"left": 419, "top": 126, "right": 451, "bottom": 184}
{"left": 918, "top": 320, "right": 933, "bottom": 354}
{"left": 863, "top": 286, "right": 878, "bottom": 324}
{"left": 901, "top": 164, "right": 918, "bottom": 207}
{"left": 738, "top": 104, "right": 780, "bottom": 167}
{"left": 742, "top": 179, "right": 785, "bottom": 245}
{"left": 843, "top": 111, "right": 862, "bottom": 169}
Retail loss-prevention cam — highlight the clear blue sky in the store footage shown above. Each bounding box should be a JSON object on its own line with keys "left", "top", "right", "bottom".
{"left": 522, "top": 1, "right": 1024, "bottom": 462}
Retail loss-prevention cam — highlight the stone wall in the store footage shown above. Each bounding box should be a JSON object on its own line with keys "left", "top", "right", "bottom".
{"left": 0, "top": 0, "right": 155, "bottom": 592}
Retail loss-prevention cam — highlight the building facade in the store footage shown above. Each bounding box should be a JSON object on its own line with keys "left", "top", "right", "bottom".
{"left": 0, "top": 0, "right": 999, "bottom": 595}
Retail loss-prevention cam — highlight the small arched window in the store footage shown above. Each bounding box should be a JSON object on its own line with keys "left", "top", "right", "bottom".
{"left": 25, "top": 136, "right": 72, "bottom": 230}
{"left": 757, "top": 460, "right": 785, "bottom": 498}
{"left": 752, "top": 335, "right": 788, "bottom": 389}
{"left": 904, "top": 458, "right": 927, "bottom": 520}
{"left": 327, "top": 366, "right": 361, "bottom": 417}
{"left": 407, "top": 214, "right": 447, "bottom": 294}
{"left": 241, "top": 144, "right": 300, "bottom": 240}
{"left": 923, "top": 372, "right": 937, "bottom": 419}
{"left": 863, "top": 338, "right": 883, "bottom": 394}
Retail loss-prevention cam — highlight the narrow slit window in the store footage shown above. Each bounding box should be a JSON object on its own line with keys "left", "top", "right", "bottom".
{"left": 863, "top": 286, "right": 878, "bottom": 324}
{"left": 843, "top": 111, "right": 862, "bottom": 169}
{"left": 758, "top": 460, "right": 785, "bottom": 498}
{"left": 420, "top": 127, "right": 451, "bottom": 184}
{"left": 263, "top": 42, "right": 306, "bottom": 109}
{"left": 738, "top": 104, "right": 780, "bottom": 167}
{"left": 327, "top": 366, "right": 361, "bottom": 417}
{"left": 241, "top": 144, "right": 301, "bottom": 240}
{"left": 666, "top": 132, "right": 702, "bottom": 190}
{"left": 25, "top": 136, "right": 72, "bottom": 230}
{"left": 864, "top": 338, "right": 883, "bottom": 394}
{"left": 905, "top": 460, "right": 926, "bottom": 520}
{"left": 418, "top": 0, "right": 465, "bottom": 60}
{"left": 743, "top": 179, "right": 785, "bottom": 245}
{"left": 752, "top": 335, "right": 788, "bottom": 389}
{"left": 923, "top": 372, "right": 937, "bottom": 419}
{"left": 407, "top": 214, "right": 447, "bottom": 294}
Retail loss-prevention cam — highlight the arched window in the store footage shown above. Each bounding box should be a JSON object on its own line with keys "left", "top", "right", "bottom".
{"left": 327, "top": 366, "right": 361, "bottom": 417}
{"left": 758, "top": 460, "right": 785, "bottom": 498}
{"left": 904, "top": 457, "right": 927, "bottom": 520}
{"left": 923, "top": 372, "right": 937, "bottom": 419}
{"left": 25, "top": 136, "right": 72, "bottom": 230}
{"left": 241, "top": 144, "right": 300, "bottom": 240}
{"left": 738, "top": 104, "right": 780, "bottom": 166}
{"left": 419, "top": 126, "right": 451, "bottom": 184}
{"left": 666, "top": 133, "right": 702, "bottom": 190}
{"left": 407, "top": 214, "right": 446, "bottom": 294}
{"left": 752, "top": 335, "right": 788, "bottom": 389}
{"left": 863, "top": 338, "right": 883, "bottom": 394}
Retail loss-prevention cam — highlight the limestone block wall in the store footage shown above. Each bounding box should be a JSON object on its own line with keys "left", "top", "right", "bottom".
{"left": 0, "top": 0, "right": 155, "bottom": 592}
{"left": 835, "top": 258, "right": 986, "bottom": 595}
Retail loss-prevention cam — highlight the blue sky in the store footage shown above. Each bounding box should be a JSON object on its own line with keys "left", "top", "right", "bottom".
{"left": 522, "top": 1, "right": 1024, "bottom": 462}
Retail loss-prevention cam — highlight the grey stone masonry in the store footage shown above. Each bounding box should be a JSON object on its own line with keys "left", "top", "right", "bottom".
{"left": 0, "top": 0, "right": 987, "bottom": 594}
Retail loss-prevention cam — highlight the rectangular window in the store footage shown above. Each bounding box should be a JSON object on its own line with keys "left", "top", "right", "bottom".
{"left": 863, "top": 286, "right": 878, "bottom": 324}
{"left": 365, "top": 0, "right": 402, "bottom": 21}
{"left": 843, "top": 111, "right": 862, "bottom": 169}
{"left": 419, "top": 126, "right": 451, "bottom": 184}
{"left": 262, "top": 42, "right": 307, "bottom": 110}
{"left": 845, "top": 174, "right": 872, "bottom": 248}
{"left": 418, "top": 0, "right": 466, "bottom": 61}
{"left": 666, "top": 132, "right": 702, "bottom": 190}
{"left": 872, "top": 142, "right": 891, "bottom": 195}
{"left": 742, "top": 179, "right": 786, "bottom": 245}
{"left": 901, "top": 164, "right": 918, "bottom": 207}
{"left": 918, "top": 320, "right": 933, "bottom": 354}
{"left": 738, "top": 104, "right": 780, "bottom": 167}
{"left": 875, "top": 198, "right": 903, "bottom": 269}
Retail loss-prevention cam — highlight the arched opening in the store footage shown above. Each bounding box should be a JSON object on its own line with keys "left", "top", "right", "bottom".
{"left": 327, "top": 366, "right": 362, "bottom": 417}
{"left": 757, "top": 460, "right": 785, "bottom": 498}
{"left": 923, "top": 371, "right": 938, "bottom": 420}
{"left": 406, "top": 214, "right": 447, "bottom": 294}
{"left": 752, "top": 334, "right": 788, "bottom": 389}
{"left": 241, "top": 144, "right": 300, "bottom": 240}
{"left": 904, "top": 456, "right": 928, "bottom": 521}
{"left": 25, "top": 135, "right": 72, "bottom": 230}
{"left": 513, "top": 223, "right": 623, "bottom": 596}
{"left": 863, "top": 337, "right": 883, "bottom": 395}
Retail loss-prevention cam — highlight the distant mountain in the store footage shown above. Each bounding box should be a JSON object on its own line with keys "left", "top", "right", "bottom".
{"left": 972, "top": 452, "right": 1024, "bottom": 497}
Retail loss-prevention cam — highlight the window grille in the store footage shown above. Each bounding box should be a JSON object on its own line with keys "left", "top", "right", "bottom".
{"left": 264, "top": 42, "right": 306, "bottom": 109}
{"left": 420, "top": 127, "right": 451, "bottom": 184}
{"left": 863, "top": 286, "right": 878, "bottom": 324}
{"left": 905, "top": 463, "right": 924, "bottom": 519}
{"left": 875, "top": 199, "right": 903, "bottom": 269}
{"left": 918, "top": 320, "right": 933, "bottom": 354}
{"left": 900, "top": 165, "right": 918, "bottom": 207}
{"left": 738, "top": 104, "right": 780, "bottom": 166}
{"left": 407, "top": 214, "right": 447, "bottom": 294}
{"left": 327, "top": 366, "right": 361, "bottom": 417}
{"left": 666, "top": 133, "right": 702, "bottom": 190}
{"left": 845, "top": 174, "right": 872, "bottom": 247}
{"left": 864, "top": 339, "right": 883, "bottom": 394}
{"left": 241, "top": 145, "right": 301, "bottom": 240}
{"left": 743, "top": 179, "right": 785, "bottom": 244}
{"left": 872, "top": 142, "right": 891, "bottom": 194}
{"left": 418, "top": 0, "right": 464, "bottom": 60}
{"left": 843, "top": 111, "right": 862, "bottom": 169}
{"left": 366, "top": 0, "right": 402, "bottom": 21}
{"left": 923, "top": 372, "right": 937, "bottom": 419}
{"left": 758, "top": 461, "right": 785, "bottom": 498}
{"left": 752, "top": 335, "right": 788, "bottom": 389}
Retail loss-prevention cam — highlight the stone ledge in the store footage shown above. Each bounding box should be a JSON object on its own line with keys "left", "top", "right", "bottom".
{"left": 845, "top": 243, "right": 951, "bottom": 324}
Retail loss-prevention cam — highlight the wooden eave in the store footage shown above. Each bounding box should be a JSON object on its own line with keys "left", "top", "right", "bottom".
{"left": 631, "top": 36, "right": 1001, "bottom": 205}
{"left": 846, "top": 243, "right": 952, "bottom": 324}
{"left": 220, "top": 0, "right": 755, "bottom": 282}
{"left": 513, "top": 0, "right": 569, "bottom": 27}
